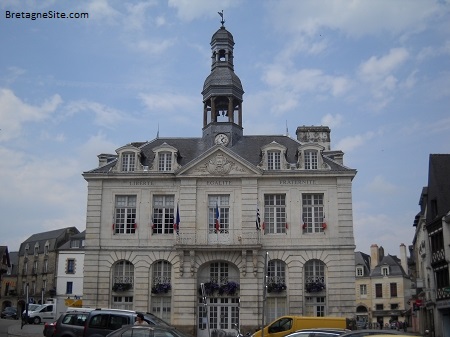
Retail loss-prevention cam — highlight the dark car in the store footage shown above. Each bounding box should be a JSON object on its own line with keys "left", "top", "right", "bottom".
{"left": 43, "top": 321, "right": 57, "bottom": 337}
{"left": 48, "top": 310, "right": 92, "bottom": 337}
{"left": 1, "top": 307, "right": 18, "bottom": 320}
{"left": 339, "top": 330, "right": 404, "bottom": 337}
{"left": 105, "top": 325, "right": 194, "bottom": 337}
{"left": 83, "top": 309, "right": 172, "bottom": 337}
{"left": 284, "top": 328, "right": 350, "bottom": 337}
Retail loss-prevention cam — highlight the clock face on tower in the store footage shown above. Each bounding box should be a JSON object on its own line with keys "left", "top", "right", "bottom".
{"left": 214, "top": 133, "right": 229, "bottom": 146}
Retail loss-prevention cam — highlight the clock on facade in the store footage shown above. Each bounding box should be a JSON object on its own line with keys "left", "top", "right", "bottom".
{"left": 214, "top": 133, "right": 229, "bottom": 146}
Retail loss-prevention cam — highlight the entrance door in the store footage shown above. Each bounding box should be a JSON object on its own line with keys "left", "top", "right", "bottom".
{"left": 197, "top": 297, "right": 240, "bottom": 337}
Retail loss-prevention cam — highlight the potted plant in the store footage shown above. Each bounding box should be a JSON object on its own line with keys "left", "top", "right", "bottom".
{"left": 112, "top": 283, "right": 132, "bottom": 292}
{"left": 151, "top": 282, "right": 172, "bottom": 294}
{"left": 267, "top": 282, "right": 287, "bottom": 293}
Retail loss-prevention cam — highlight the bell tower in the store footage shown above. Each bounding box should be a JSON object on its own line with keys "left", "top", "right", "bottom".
{"left": 202, "top": 15, "right": 244, "bottom": 147}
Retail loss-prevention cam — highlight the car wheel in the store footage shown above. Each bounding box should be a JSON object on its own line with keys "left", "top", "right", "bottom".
{"left": 33, "top": 317, "right": 41, "bottom": 324}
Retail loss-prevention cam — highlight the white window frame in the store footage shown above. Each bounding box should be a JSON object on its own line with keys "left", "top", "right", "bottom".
{"left": 304, "top": 150, "right": 318, "bottom": 169}
{"left": 304, "top": 260, "right": 327, "bottom": 316}
{"left": 208, "top": 195, "right": 230, "bottom": 234}
{"left": 360, "top": 284, "right": 367, "bottom": 296}
{"left": 113, "top": 260, "right": 134, "bottom": 287}
{"left": 114, "top": 195, "right": 137, "bottom": 234}
{"left": 268, "top": 260, "right": 286, "bottom": 284}
{"left": 356, "top": 266, "right": 364, "bottom": 277}
{"left": 121, "top": 152, "right": 136, "bottom": 172}
{"left": 302, "top": 194, "right": 325, "bottom": 233}
{"left": 382, "top": 266, "right": 389, "bottom": 276}
{"left": 158, "top": 152, "right": 172, "bottom": 171}
{"left": 267, "top": 151, "right": 281, "bottom": 170}
{"left": 153, "top": 195, "right": 175, "bottom": 234}
{"left": 264, "top": 194, "right": 286, "bottom": 234}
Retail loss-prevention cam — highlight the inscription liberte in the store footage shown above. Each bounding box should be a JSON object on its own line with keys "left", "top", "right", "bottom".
{"left": 129, "top": 181, "right": 153, "bottom": 186}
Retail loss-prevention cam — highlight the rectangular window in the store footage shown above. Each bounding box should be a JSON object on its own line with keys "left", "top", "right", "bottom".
{"left": 304, "top": 150, "right": 318, "bottom": 169}
{"left": 112, "top": 296, "right": 133, "bottom": 310}
{"left": 391, "top": 303, "right": 399, "bottom": 309}
{"left": 208, "top": 195, "right": 230, "bottom": 234}
{"left": 375, "top": 304, "right": 383, "bottom": 310}
{"left": 382, "top": 267, "right": 389, "bottom": 276}
{"left": 114, "top": 195, "right": 137, "bottom": 234}
{"left": 302, "top": 194, "right": 324, "bottom": 233}
{"left": 121, "top": 153, "right": 135, "bottom": 172}
{"left": 33, "top": 261, "right": 38, "bottom": 274}
{"left": 43, "top": 259, "right": 48, "bottom": 273}
{"left": 266, "top": 297, "right": 287, "bottom": 323}
{"left": 158, "top": 152, "right": 172, "bottom": 171}
{"left": 390, "top": 283, "right": 398, "bottom": 297}
{"left": 267, "top": 151, "right": 281, "bottom": 170}
{"left": 375, "top": 283, "right": 382, "bottom": 298}
{"left": 70, "top": 240, "right": 80, "bottom": 248}
{"left": 66, "top": 282, "right": 73, "bottom": 294}
{"left": 356, "top": 267, "right": 364, "bottom": 276}
{"left": 305, "top": 296, "right": 325, "bottom": 317}
{"left": 153, "top": 195, "right": 175, "bottom": 234}
{"left": 360, "top": 284, "right": 367, "bottom": 295}
{"left": 67, "top": 259, "right": 75, "bottom": 274}
{"left": 264, "top": 194, "right": 286, "bottom": 234}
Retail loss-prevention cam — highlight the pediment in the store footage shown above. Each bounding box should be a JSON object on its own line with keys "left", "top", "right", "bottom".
{"left": 177, "top": 146, "right": 261, "bottom": 177}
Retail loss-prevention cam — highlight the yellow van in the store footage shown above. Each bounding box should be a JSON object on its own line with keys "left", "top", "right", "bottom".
{"left": 252, "top": 316, "right": 349, "bottom": 337}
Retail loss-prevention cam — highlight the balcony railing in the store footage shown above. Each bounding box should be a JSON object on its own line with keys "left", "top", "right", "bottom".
{"left": 174, "top": 229, "right": 261, "bottom": 247}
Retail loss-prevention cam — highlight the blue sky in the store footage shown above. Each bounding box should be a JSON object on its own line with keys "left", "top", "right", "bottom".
{"left": 1, "top": 0, "right": 449, "bottom": 257}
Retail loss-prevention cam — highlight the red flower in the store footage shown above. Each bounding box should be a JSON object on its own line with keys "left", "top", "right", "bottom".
{"left": 322, "top": 222, "right": 327, "bottom": 230}
{"left": 302, "top": 223, "right": 307, "bottom": 230}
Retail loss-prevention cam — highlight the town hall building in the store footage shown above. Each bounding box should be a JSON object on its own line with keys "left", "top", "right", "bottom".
{"left": 82, "top": 21, "right": 357, "bottom": 336}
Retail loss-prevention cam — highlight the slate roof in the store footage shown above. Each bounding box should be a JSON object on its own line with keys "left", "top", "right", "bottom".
{"left": 426, "top": 154, "right": 450, "bottom": 224}
{"left": 0, "top": 246, "right": 11, "bottom": 270}
{"left": 355, "top": 251, "right": 371, "bottom": 277}
{"left": 370, "top": 254, "right": 408, "bottom": 277}
{"left": 19, "top": 227, "right": 79, "bottom": 255}
{"left": 59, "top": 230, "right": 85, "bottom": 250}
{"left": 85, "top": 135, "right": 356, "bottom": 175}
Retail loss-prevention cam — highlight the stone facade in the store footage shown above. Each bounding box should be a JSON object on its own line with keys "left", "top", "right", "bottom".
{"left": 82, "top": 22, "right": 357, "bottom": 336}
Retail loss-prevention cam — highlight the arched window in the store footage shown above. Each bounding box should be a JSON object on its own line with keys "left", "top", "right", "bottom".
{"left": 304, "top": 259, "right": 327, "bottom": 316}
{"left": 151, "top": 261, "right": 172, "bottom": 321}
{"left": 266, "top": 260, "right": 287, "bottom": 322}
{"left": 112, "top": 260, "right": 134, "bottom": 310}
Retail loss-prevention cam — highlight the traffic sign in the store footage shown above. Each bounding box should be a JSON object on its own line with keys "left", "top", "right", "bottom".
{"left": 444, "top": 287, "right": 450, "bottom": 293}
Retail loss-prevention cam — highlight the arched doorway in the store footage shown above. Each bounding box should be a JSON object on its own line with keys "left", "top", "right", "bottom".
{"left": 197, "top": 261, "right": 240, "bottom": 337}
{"left": 356, "top": 305, "right": 369, "bottom": 329}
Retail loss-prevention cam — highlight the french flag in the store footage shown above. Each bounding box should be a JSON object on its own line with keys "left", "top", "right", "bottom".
{"left": 173, "top": 204, "right": 180, "bottom": 234}
{"left": 215, "top": 203, "right": 220, "bottom": 232}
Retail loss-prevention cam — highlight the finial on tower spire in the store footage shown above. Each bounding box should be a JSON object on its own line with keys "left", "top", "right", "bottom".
{"left": 218, "top": 10, "right": 225, "bottom": 27}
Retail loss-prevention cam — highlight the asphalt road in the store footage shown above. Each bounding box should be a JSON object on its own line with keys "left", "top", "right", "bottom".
{"left": 0, "top": 318, "right": 43, "bottom": 337}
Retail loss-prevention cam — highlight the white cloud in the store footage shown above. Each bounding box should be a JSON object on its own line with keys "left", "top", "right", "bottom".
{"left": 0, "top": 88, "right": 62, "bottom": 141}
{"left": 267, "top": 0, "right": 445, "bottom": 38}
{"left": 321, "top": 114, "right": 343, "bottom": 128}
{"left": 139, "top": 92, "right": 197, "bottom": 112}
{"left": 65, "top": 100, "right": 124, "bottom": 129}
{"left": 367, "top": 175, "right": 398, "bottom": 194}
{"left": 168, "top": 0, "right": 241, "bottom": 21}
{"left": 335, "top": 131, "right": 375, "bottom": 153}
{"left": 358, "top": 48, "right": 409, "bottom": 82}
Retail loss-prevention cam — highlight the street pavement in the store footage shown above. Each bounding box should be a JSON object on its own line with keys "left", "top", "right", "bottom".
{"left": 6, "top": 322, "right": 43, "bottom": 337}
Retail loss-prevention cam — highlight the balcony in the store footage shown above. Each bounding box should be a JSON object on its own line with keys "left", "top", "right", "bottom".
{"left": 174, "top": 229, "right": 261, "bottom": 250}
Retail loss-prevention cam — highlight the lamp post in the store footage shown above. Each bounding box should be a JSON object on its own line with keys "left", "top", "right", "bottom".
{"left": 41, "top": 287, "right": 44, "bottom": 304}
{"left": 21, "top": 282, "right": 29, "bottom": 329}
{"left": 261, "top": 252, "right": 269, "bottom": 337}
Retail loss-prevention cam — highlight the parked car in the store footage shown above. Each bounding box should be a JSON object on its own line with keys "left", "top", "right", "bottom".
{"left": 43, "top": 321, "right": 57, "bottom": 337}
{"left": 339, "top": 330, "right": 403, "bottom": 337}
{"left": 52, "top": 310, "right": 92, "bottom": 337}
{"left": 105, "top": 325, "right": 194, "bottom": 337}
{"left": 284, "top": 328, "right": 350, "bottom": 337}
{"left": 83, "top": 309, "right": 172, "bottom": 337}
{"left": 1, "top": 307, "right": 18, "bottom": 319}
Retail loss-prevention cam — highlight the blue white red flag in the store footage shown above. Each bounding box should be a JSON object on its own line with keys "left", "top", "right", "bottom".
{"left": 173, "top": 204, "right": 180, "bottom": 234}
{"left": 215, "top": 203, "right": 220, "bottom": 232}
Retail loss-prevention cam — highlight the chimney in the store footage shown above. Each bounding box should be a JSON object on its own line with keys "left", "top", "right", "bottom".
{"left": 296, "top": 126, "right": 331, "bottom": 150}
{"left": 370, "top": 244, "right": 379, "bottom": 270}
{"left": 97, "top": 153, "right": 115, "bottom": 167}
{"left": 400, "top": 243, "right": 408, "bottom": 275}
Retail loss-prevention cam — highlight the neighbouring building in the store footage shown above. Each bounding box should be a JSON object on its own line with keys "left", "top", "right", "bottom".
{"left": 0, "top": 246, "right": 12, "bottom": 309}
{"left": 355, "top": 244, "right": 412, "bottom": 329}
{"left": 17, "top": 227, "right": 79, "bottom": 313}
{"left": 55, "top": 230, "right": 86, "bottom": 309}
{"left": 411, "top": 154, "right": 450, "bottom": 337}
{"left": 82, "top": 22, "right": 357, "bottom": 336}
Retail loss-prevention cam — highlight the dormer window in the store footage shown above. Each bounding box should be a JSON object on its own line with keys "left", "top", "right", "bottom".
{"left": 261, "top": 142, "right": 287, "bottom": 171}
{"left": 158, "top": 152, "right": 172, "bottom": 171}
{"left": 267, "top": 151, "right": 281, "bottom": 170}
{"left": 382, "top": 266, "right": 389, "bottom": 276}
{"left": 152, "top": 143, "right": 178, "bottom": 173}
{"left": 298, "top": 144, "right": 328, "bottom": 170}
{"left": 121, "top": 152, "right": 136, "bottom": 172}
{"left": 44, "top": 242, "right": 49, "bottom": 255}
{"left": 34, "top": 244, "right": 39, "bottom": 256}
{"left": 25, "top": 244, "right": 29, "bottom": 255}
{"left": 356, "top": 266, "right": 364, "bottom": 277}
{"left": 304, "top": 150, "right": 318, "bottom": 169}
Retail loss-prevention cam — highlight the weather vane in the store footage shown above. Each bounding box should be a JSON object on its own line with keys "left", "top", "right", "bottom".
{"left": 218, "top": 10, "right": 225, "bottom": 27}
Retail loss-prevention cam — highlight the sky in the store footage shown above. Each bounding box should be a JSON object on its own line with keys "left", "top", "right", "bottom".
{"left": 1, "top": 0, "right": 449, "bottom": 257}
